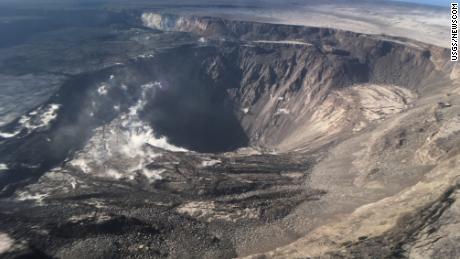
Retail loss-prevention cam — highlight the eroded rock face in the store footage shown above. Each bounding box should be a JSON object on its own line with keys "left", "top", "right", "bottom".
{"left": 0, "top": 13, "right": 459, "bottom": 259}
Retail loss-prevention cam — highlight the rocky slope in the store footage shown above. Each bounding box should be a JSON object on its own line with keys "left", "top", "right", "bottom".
{"left": 0, "top": 12, "right": 459, "bottom": 259}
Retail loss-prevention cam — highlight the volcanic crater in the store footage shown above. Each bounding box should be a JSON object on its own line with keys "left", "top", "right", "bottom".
{"left": 0, "top": 12, "right": 459, "bottom": 259}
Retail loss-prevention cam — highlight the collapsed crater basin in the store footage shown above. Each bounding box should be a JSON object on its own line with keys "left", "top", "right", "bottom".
{"left": 0, "top": 11, "right": 459, "bottom": 259}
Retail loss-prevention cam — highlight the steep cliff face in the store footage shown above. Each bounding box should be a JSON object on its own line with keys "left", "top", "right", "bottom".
{"left": 139, "top": 14, "right": 453, "bottom": 152}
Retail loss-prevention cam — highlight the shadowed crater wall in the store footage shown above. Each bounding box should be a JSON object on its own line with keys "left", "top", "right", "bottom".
{"left": 137, "top": 47, "right": 248, "bottom": 153}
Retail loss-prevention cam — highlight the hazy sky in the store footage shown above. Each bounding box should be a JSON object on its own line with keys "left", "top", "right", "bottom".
{"left": 0, "top": 0, "right": 453, "bottom": 11}
{"left": 396, "top": 0, "right": 454, "bottom": 6}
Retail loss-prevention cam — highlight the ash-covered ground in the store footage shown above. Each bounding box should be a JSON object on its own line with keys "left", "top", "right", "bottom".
{"left": 0, "top": 2, "right": 460, "bottom": 259}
